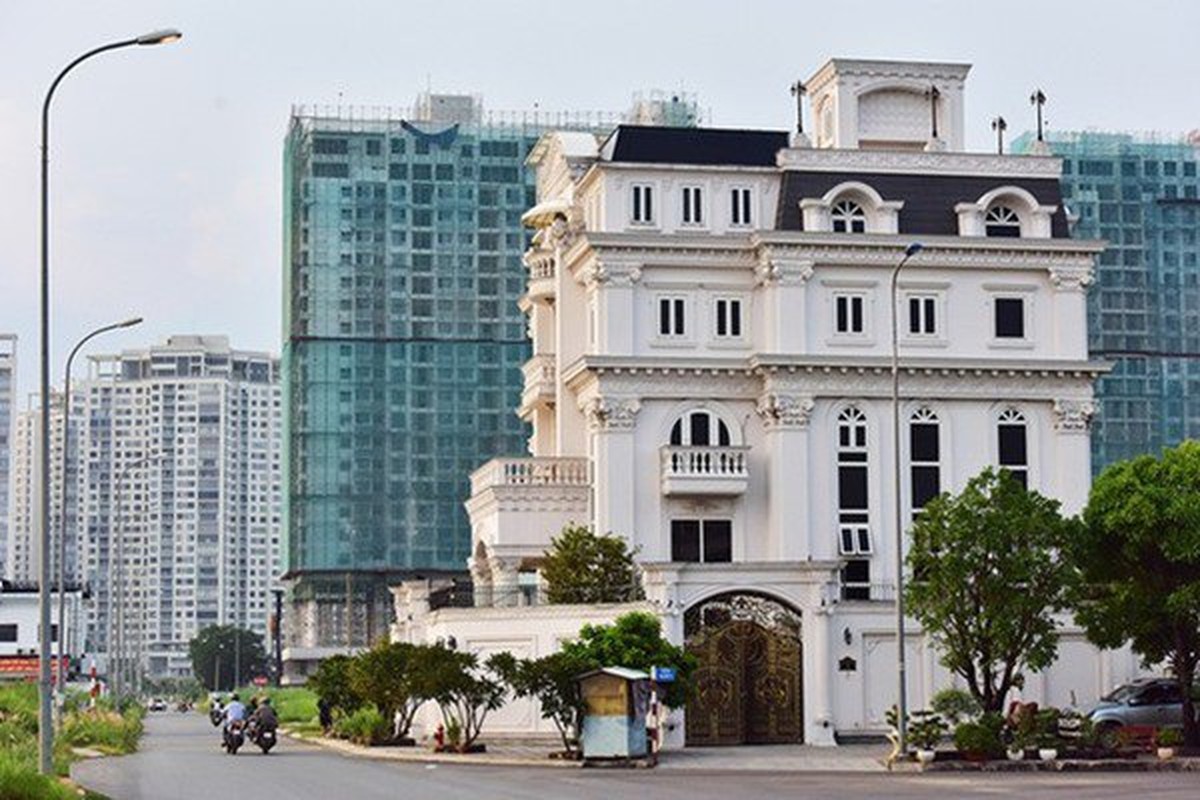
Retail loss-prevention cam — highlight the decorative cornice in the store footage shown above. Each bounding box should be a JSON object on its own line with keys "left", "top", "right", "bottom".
{"left": 583, "top": 260, "right": 642, "bottom": 289}
{"left": 756, "top": 392, "right": 816, "bottom": 429}
{"left": 582, "top": 395, "right": 641, "bottom": 431}
{"left": 755, "top": 253, "right": 815, "bottom": 287}
{"left": 1052, "top": 399, "right": 1095, "bottom": 433}
{"left": 775, "top": 147, "right": 1062, "bottom": 179}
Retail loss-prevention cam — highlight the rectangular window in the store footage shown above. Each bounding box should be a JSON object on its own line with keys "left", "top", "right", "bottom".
{"left": 835, "top": 293, "right": 866, "bottom": 335}
{"left": 658, "top": 296, "right": 686, "bottom": 337}
{"left": 671, "top": 519, "right": 732, "bottom": 563}
{"left": 994, "top": 297, "right": 1026, "bottom": 339}
{"left": 632, "top": 184, "right": 655, "bottom": 225}
{"left": 910, "top": 421, "right": 940, "bottom": 516}
{"left": 0, "top": 624, "right": 16, "bottom": 642}
{"left": 907, "top": 295, "right": 937, "bottom": 336}
{"left": 682, "top": 186, "right": 703, "bottom": 225}
{"left": 730, "top": 188, "right": 753, "bottom": 226}
{"left": 840, "top": 559, "right": 871, "bottom": 601}
{"left": 998, "top": 422, "right": 1028, "bottom": 488}
{"left": 714, "top": 298, "right": 742, "bottom": 338}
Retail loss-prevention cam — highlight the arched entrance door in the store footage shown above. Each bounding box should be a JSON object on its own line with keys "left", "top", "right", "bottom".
{"left": 685, "top": 592, "right": 803, "bottom": 746}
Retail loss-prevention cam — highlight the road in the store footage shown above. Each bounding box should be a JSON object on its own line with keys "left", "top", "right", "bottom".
{"left": 74, "top": 714, "right": 1200, "bottom": 800}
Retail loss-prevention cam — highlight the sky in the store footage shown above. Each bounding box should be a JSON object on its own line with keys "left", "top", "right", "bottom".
{"left": 1, "top": 0, "right": 1198, "bottom": 396}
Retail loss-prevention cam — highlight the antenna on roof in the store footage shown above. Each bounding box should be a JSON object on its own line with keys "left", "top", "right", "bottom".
{"left": 991, "top": 116, "right": 1007, "bottom": 154}
{"left": 789, "top": 80, "right": 806, "bottom": 136}
{"left": 1030, "top": 89, "right": 1047, "bottom": 142}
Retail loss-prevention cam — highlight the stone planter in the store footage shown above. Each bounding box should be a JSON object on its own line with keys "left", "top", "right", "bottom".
{"left": 916, "top": 749, "right": 937, "bottom": 764}
{"left": 1156, "top": 747, "right": 1175, "bottom": 761}
{"left": 1038, "top": 748, "right": 1058, "bottom": 762}
{"left": 1005, "top": 747, "right": 1024, "bottom": 761}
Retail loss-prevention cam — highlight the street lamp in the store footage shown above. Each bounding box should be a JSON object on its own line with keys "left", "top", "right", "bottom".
{"left": 109, "top": 451, "right": 161, "bottom": 703}
{"left": 38, "top": 29, "right": 180, "bottom": 774}
{"left": 890, "top": 241, "right": 924, "bottom": 756}
{"left": 56, "top": 318, "right": 142, "bottom": 722}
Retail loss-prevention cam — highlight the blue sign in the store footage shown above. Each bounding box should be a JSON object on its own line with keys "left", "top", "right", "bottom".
{"left": 652, "top": 666, "right": 676, "bottom": 683}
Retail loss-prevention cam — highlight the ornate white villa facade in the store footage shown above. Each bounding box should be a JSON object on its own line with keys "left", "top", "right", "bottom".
{"left": 392, "top": 59, "right": 1149, "bottom": 746}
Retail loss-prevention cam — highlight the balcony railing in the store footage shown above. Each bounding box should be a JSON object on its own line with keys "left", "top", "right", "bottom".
{"left": 520, "top": 354, "right": 556, "bottom": 413}
{"left": 659, "top": 446, "right": 749, "bottom": 496}
{"left": 470, "top": 457, "right": 591, "bottom": 495}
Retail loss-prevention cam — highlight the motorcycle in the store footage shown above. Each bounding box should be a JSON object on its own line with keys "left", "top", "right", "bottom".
{"left": 209, "top": 706, "right": 223, "bottom": 727}
{"left": 247, "top": 717, "right": 277, "bottom": 754}
{"left": 223, "top": 719, "right": 245, "bottom": 755}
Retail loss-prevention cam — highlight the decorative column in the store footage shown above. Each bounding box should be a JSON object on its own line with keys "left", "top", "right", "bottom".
{"left": 584, "top": 395, "right": 640, "bottom": 542}
{"left": 468, "top": 555, "right": 493, "bottom": 608}
{"left": 755, "top": 254, "right": 814, "bottom": 353}
{"left": 489, "top": 556, "right": 520, "bottom": 608}
{"left": 1049, "top": 264, "right": 1094, "bottom": 358}
{"left": 756, "top": 392, "right": 815, "bottom": 560}
{"left": 588, "top": 261, "right": 641, "bottom": 355}
{"left": 803, "top": 603, "right": 837, "bottom": 746}
{"left": 1051, "top": 399, "right": 1095, "bottom": 515}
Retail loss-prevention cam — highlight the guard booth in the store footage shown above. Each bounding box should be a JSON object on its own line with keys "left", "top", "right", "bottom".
{"left": 577, "top": 667, "right": 651, "bottom": 760}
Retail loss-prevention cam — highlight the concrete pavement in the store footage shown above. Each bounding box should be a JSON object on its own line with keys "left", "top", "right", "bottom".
{"left": 73, "top": 714, "right": 1200, "bottom": 800}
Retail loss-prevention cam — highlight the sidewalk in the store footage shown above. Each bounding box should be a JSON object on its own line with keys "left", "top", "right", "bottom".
{"left": 285, "top": 729, "right": 887, "bottom": 772}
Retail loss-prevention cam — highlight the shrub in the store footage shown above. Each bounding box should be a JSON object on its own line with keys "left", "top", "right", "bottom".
{"left": 59, "top": 708, "right": 143, "bottom": 755}
{"left": 954, "top": 712, "right": 1005, "bottom": 759}
{"left": 1034, "top": 708, "right": 1062, "bottom": 749}
{"left": 308, "top": 654, "right": 363, "bottom": 719}
{"left": 931, "top": 688, "right": 980, "bottom": 726}
{"left": 333, "top": 705, "right": 391, "bottom": 746}
{"left": 908, "top": 710, "right": 948, "bottom": 751}
{"left": 1156, "top": 727, "right": 1184, "bottom": 747}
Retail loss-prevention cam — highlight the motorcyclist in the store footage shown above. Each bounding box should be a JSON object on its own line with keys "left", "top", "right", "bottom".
{"left": 222, "top": 693, "right": 247, "bottom": 734}
{"left": 252, "top": 697, "right": 278, "bottom": 733}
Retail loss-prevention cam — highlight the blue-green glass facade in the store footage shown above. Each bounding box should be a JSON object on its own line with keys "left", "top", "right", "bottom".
{"left": 1014, "top": 131, "right": 1200, "bottom": 471}
{"left": 283, "top": 110, "right": 546, "bottom": 578}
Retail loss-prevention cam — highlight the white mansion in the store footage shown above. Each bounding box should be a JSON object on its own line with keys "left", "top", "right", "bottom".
{"left": 392, "top": 59, "right": 1149, "bottom": 746}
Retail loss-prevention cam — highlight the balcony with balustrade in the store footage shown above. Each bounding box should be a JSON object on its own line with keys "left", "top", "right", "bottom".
{"left": 518, "top": 354, "right": 556, "bottom": 418}
{"left": 659, "top": 446, "right": 749, "bottom": 496}
{"left": 523, "top": 247, "right": 556, "bottom": 301}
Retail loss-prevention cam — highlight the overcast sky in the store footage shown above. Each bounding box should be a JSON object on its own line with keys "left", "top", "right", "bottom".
{"left": 1, "top": 0, "right": 1198, "bottom": 395}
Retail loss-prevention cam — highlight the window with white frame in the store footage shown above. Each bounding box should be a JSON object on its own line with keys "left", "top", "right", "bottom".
{"left": 984, "top": 205, "right": 1021, "bottom": 238}
{"left": 631, "top": 183, "right": 654, "bottom": 225}
{"left": 658, "top": 296, "right": 686, "bottom": 337}
{"left": 997, "top": 408, "right": 1028, "bottom": 488}
{"left": 714, "top": 297, "right": 743, "bottom": 338}
{"left": 671, "top": 519, "right": 732, "bottom": 563}
{"left": 838, "top": 406, "right": 871, "bottom": 599}
{"left": 993, "top": 296, "right": 1026, "bottom": 339}
{"left": 831, "top": 199, "right": 867, "bottom": 233}
{"left": 909, "top": 407, "right": 941, "bottom": 520}
{"left": 681, "top": 185, "right": 704, "bottom": 226}
{"left": 730, "top": 187, "right": 753, "bottom": 226}
{"left": 906, "top": 294, "right": 938, "bottom": 336}
{"left": 669, "top": 410, "right": 732, "bottom": 447}
{"left": 834, "top": 292, "right": 866, "bottom": 335}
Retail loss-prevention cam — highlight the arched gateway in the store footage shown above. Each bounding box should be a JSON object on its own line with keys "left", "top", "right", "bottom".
{"left": 684, "top": 592, "right": 804, "bottom": 745}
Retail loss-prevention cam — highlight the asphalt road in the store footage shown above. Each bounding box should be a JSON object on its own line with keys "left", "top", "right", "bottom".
{"left": 73, "top": 714, "right": 1200, "bottom": 800}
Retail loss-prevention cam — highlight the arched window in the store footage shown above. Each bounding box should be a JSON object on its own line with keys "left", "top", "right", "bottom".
{"left": 997, "top": 408, "right": 1028, "bottom": 488}
{"left": 909, "top": 407, "right": 940, "bottom": 519}
{"left": 984, "top": 205, "right": 1021, "bottom": 238}
{"left": 669, "top": 410, "right": 731, "bottom": 447}
{"left": 837, "top": 407, "right": 871, "bottom": 599}
{"left": 831, "top": 199, "right": 867, "bottom": 233}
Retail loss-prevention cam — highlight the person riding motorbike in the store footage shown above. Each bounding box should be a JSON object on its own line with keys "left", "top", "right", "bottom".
{"left": 223, "top": 694, "right": 247, "bottom": 732}
{"left": 251, "top": 697, "right": 278, "bottom": 733}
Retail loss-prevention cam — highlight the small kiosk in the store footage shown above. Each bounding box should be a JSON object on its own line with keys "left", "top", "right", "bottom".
{"left": 577, "top": 667, "right": 651, "bottom": 761}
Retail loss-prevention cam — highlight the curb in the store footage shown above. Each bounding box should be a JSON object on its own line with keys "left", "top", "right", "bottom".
{"left": 891, "top": 756, "right": 1200, "bottom": 773}
{"left": 280, "top": 728, "right": 582, "bottom": 769}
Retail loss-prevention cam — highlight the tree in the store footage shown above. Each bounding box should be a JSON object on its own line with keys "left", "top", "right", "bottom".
{"left": 905, "top": 468, "right": 1077, "bottom": 713}
{"left": 416, "top": 645, "right": 507, "bottom": 751}
{"left": 491, "top": 649, "right": 592, "bottom": 754}
{"left": 561, "top": 611, "right": 695, "bottom": 709}
{"left": 307, "top": 654, "right": 363, "bottom": 719}
{"left": 347, "top": 640, "right": 429, "bottom": 740}
{"left": 1072, "top": 442, "right": 1200, "bottom": 747}
{"left": 540, "top": 525, "right": 643, "bottom": 604}
{"left": 188, "top": 625, "right": 267, "bottom": 691}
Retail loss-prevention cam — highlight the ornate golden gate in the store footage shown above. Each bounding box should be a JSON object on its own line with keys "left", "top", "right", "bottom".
{"left": 685, "top": 593, "right": 803, "bottom": 746}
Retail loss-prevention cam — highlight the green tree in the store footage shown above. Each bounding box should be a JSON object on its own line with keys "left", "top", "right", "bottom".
{"left": 490, "top": 649, "right": 592, "bottom": 754}
{"left": 561, "top": 611, "right": 695, "bottom": 709}
{"left": 1073, "top": 442, "right": 1200, "bottom": 747}
{"left": 188, "top": 626, "right": 267, "bottom": 691}
{"left": 905, "top": 468, "right": 1077, "bottom": 713}
{"left": 416, "top": 646, "right": 507, "bottom": 751}
{"left": 540, "top": 525, "right": 643, "bottom": 604}
{"left": 347, "top": 640, "right": 429, "bottom": 739}
{"left": 307, "top": 654, "right": 362, "bottom": 719}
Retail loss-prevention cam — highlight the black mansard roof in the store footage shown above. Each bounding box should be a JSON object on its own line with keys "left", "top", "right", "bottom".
{"left": 603, "top": 125, "right": 789, "bottom": 167}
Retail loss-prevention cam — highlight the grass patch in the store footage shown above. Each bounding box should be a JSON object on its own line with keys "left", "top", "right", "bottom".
{"left": 0, "top": 751, "right": 78, "bottom": 800}
{"left": 230, "top": 686, "right": 319, "bottom": 726}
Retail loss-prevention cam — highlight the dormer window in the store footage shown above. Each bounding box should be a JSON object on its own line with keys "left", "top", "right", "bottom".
{"left": 831, "top": 199, "right": 867, "bottom": 233}
{"left": 984, "top": 205, "right": 1021, "bottom": 238}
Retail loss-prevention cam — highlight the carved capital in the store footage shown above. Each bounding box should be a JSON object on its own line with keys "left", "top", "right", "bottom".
{"left": 583, "top": 395, "right": 641, "bottom": 431}
{"left": 547, "top": 214, "right": 584, "bottom": 251}
{"left": 1052, "top": 398, "right": 1095, "bottom": 433}
{"left": 756, "top": 392, "right": 815, "bottom": 429}
{"left": 755, "top": 253, "right": 814, "bottom": 287}
{"left": 1049, "top": 265, "right": 1094, "bottom": 292}
{"left": 587, "top": 260, "right": 642, "bottom": 289}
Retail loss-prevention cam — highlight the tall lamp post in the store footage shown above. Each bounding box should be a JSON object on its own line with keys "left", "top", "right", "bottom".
{"left": 890, "top": 241, "right": 924, "bottom": 755}
{"left": 109, "top": 451, "right": 161, "bottom": 703}
{"left": 56, "top": 317, "right": 142, "bottom": 722}
{"left": 38, "top": 29, "right": 181, "bottom": 774}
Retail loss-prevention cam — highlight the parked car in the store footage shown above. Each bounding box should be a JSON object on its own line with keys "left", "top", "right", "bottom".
{"left": 146, "top": 697, "right": 168, "bottom": 712}
{"left": 1087, "top": 678, "right": 1198, "bottom": 743}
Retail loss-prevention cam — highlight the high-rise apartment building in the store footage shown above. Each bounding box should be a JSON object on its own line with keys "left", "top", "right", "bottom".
{"left": 0, "top": 335, "right": 14, "bottom": 577}
{"left": 1014, "top": 131, "right": 1200, "bottom": 470}
{"left": 80, "top": 336, "right": 282, "bottom": 678}
{"left": 281, "top": 92, "right": 698, "bottom": 676}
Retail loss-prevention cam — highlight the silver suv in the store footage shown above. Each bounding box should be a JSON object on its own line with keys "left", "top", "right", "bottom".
{"left": 1087, "top": 678, "right": 1194, "bottom": 740}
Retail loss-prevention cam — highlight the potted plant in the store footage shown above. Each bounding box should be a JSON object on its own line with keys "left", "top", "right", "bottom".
{"left": 909, "top": 710, "right": 947, "bottom": 764}
{"left": 1155, "top": 728, "right": 1182, "bottom": 760}
{"left": 1004, "top": 702, "right": 1037, "bottom": 761}
{"left": 1035, "top": 708, "right": 1062, "bottom": 761}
